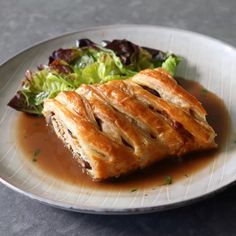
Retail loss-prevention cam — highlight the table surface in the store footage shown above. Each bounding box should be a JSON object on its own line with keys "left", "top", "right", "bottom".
{"left": 1, "top": 0, "right": 236, "bottom": 235}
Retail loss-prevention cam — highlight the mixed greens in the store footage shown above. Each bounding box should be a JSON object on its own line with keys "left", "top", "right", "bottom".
{"left": 8, "top": 39, "right": 181, "bottom": 115}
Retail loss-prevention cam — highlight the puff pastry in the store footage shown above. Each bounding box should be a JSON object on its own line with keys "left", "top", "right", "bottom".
{"left": 42, "top": 68, "right": 217, "bottom": 180}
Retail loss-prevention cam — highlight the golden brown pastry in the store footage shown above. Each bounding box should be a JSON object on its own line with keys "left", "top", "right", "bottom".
{"left": 42, "top": 68, "right": 217, "bottom": 180}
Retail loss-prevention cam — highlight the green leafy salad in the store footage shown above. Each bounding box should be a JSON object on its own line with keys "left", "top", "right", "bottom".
{"left": 8, "top": 39, "right": 180, "bottom": 115}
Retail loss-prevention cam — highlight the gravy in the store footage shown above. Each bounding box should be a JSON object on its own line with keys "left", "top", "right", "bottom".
{"left": 16, "top": 78, "right": 231, "bottom": 191}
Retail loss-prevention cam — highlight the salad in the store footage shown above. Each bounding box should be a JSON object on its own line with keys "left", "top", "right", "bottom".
{"left": 8, "top": 39, "right": 180, "bottom": 115}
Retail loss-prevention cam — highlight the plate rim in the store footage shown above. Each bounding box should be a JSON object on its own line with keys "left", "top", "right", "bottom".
{"left": 1, "top": 24, "right": 236, "bottom": 214}
{"left": 1, "top": 173, "right": 236, "bottom": 215}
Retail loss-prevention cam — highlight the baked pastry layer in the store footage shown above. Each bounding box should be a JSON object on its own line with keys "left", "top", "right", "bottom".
{"left": 43, "top": 68, "right": 217, "bottom": 180}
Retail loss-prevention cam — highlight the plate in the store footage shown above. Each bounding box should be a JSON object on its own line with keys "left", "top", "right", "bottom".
{"left": 0, "top": 25, "right": 236, "bottom": 214}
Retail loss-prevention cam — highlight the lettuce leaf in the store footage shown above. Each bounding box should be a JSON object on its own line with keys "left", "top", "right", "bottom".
{"left": 8, "top": 39, "right": 181, "bottom": 115}
{"left": 161, "top": 55, "right": 181, "bottom": 76}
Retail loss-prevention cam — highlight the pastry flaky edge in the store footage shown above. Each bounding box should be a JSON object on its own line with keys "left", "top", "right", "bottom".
{"left": 42, "top": 68, "right": 217, "bottom": 180}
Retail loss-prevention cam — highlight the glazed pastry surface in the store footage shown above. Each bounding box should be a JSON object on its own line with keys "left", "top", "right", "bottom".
{"left": 43, "top": 68, "right": 217, "bottom": 180}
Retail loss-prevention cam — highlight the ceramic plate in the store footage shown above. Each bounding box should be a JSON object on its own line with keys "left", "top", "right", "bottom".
{"left": 0, "top": 25, "right": 236, "bottom": 214}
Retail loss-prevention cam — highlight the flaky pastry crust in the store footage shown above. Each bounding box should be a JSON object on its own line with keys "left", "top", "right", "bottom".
{"left": 43, "top": 68, "right": 217, "bottom": 180}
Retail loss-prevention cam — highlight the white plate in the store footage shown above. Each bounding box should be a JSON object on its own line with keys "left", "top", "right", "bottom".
{"left": 0, "top": 25, "right": 236, "bottom": 214}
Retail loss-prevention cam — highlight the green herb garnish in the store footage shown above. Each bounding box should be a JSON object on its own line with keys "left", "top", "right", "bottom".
{"left": 201, "top": 88, "right": 208, "bottom": 95}
{"left": 33, "top": 148, "right": 41, "bottom": 157}
{"left": 131, "top": 188, "right": 137, "bottom": 192}
{"left": 32, "top": 148, "right": 41, "bottom": 162}
{"left": 164, "top": 176, "right": 172, "bottom": 185}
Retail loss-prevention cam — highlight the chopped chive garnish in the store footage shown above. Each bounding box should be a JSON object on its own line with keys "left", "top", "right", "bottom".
{"left": 131, "top": 188, "right": 137, "bottom": 192}
{"left": 201, "top": 88, "right": 208, "bottom": 95}
{"left": 33, "top": 148, "right": 41, "bottom": 157}
{"left": 32, "top": 148, "right": 41, "bottom": 162}
{"left": 164, "top": 176, "right": 172, "bottom": 185}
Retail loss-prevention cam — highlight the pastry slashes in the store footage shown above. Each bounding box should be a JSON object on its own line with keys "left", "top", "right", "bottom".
{"left": 43, "top": 68, "right": 217, "bottom": 180}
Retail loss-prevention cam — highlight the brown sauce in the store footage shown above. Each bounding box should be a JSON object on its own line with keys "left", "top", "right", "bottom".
{"left": 16, "top": 78, "right": 231, "bottom": 191}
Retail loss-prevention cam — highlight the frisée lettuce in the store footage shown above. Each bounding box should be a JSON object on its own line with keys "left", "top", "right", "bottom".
{"left": 8, "top": 39, "right": 181, "bottom": 115}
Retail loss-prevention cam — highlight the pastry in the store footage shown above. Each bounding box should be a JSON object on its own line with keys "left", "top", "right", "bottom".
{"left": 42, "top": 68, "right": 217, "bottom": 180}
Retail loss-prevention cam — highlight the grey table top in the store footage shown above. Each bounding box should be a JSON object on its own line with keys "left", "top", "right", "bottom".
{"left": 1, "top": 0, "right": 236, "bottom": 235}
